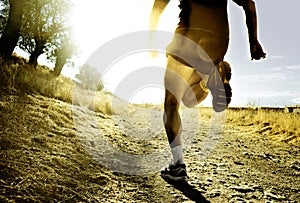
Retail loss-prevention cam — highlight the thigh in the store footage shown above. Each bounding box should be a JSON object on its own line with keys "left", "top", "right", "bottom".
{"left": 164, "top": 55, "right": 197, "bottom": 102}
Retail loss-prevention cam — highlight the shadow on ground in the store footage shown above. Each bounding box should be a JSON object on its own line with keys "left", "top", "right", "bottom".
{"left": 162, "top": 176, "right": 210, "bottom": 203}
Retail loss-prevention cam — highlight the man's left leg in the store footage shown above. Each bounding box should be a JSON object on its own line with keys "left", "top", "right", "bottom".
{"left": 161, "top": 56, "right": 197, "bottom": 181}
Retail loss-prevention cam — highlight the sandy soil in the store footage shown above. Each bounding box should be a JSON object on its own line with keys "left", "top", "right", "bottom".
{"left": 1, "top": 91, "right": 299, "bottom": 202}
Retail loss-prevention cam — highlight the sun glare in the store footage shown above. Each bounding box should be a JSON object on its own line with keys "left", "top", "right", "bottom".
{"left": 70, "top": 0, "right": 179, "bottom": 104}
{"left": 71, "top": 0, "right": 153, "bottom": 58}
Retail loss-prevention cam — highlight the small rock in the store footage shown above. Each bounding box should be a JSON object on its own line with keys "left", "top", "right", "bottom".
{"left": 218, "top": 179, "right": 226, "bottom": 184}
{"left": 253, "top": 185, "right": 263, "bottom": 191}
{"left": 207, "top": 189, "right": 221, "bottom": 198}
{"left": 230, "top": 193, "right": 242, "bottom": 198}
{"left": 230, "top": 185, "right": 255, "bottom": 193}
{"left": 243, "top": 152, "right": 249, "bottom": 156}
{"left": 217, "top": 163, "right": 226, "bottom": 167}
{"left": 230, "top": 173, "right": 240, "bottom": 178}
{"left": 250, "top": 194, "right": 259, "bottom": 199}
{"left": 264, "top": 191, "right": 287, "bottom": 201}
{"left": 234, "top": 161, "right": 244, "bottom": 166}
{"left": 229, "top": 197, "right": 247, "bottom": 203}
{"left": 198, "top": 184, "right": 207, "bottom": 191}
{"left": 212, "top": 171, "right": 218, "bottom": 175}
{"left": 90, "top": 140, "right": 96, "bottom": 147}
{"left": 190, "top": 180, "right": 199, "bottom": 185}
{"left": 170, "top": 191, "right": 177, "bottom": 195}
{"left": 208, "top": 162, "right": 218, "bottom": 168}
{"left": 290, "top": 164, "right": 300, "bottom": 171}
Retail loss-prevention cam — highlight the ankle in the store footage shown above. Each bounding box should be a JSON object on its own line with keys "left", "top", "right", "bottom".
{"left": 171, "top": 145, "right": 185, "bottom": 165}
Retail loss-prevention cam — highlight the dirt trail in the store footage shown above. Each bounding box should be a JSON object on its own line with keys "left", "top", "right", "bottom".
{"left": 1, "top": 92, "right": 299, "bottom": 202}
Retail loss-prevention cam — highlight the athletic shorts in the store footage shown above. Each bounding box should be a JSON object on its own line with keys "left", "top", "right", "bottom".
{"left": 166, "top": 28, "right": 229, "bottom": 74}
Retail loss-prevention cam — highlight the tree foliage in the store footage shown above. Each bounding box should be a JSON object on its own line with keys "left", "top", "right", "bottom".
{"left": 1, "top": 0, "right": 78, "bottom": 77}
{"left": 75, "top": 64, "right": 104, "bottom": 92}
{"left": 18, "top": 0, "right": 75, "bottom": 68}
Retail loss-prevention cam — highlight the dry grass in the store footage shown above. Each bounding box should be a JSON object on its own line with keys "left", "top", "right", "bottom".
{"left": 142, "top": 105, "right": 300, "bottom": 146}
{"left": 0, "top": 55, "right": 128, "bottom": 116}
{"left": 0, "top": 55, "right": 75, "bottom": 102}
{"left": 226, "top": 108, "right": 300, "bottom": 145}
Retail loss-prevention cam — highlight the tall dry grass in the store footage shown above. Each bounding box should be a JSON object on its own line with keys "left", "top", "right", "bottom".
{"left": 226, "top": 108, "right": 300, "bottom": 145}
{"left": 0, "top": 56, "right": 125, "bottom": 115}
{"left": 194, "top": 106, "right": 299, "bottom": 145}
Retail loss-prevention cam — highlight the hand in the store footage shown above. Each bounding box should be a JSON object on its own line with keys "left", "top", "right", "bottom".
{"left": 250, "top": 40, "right": 266, "bottom": 60}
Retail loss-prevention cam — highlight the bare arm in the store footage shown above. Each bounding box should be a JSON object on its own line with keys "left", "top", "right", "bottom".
{"left": 233, "top": 0, "right": 266, "bottom": 60}
{"left": 149, "top": 0, "right": 170, "bottom": 56}
{"left": 149, "top": 0, "right": 170, "bottom": 30}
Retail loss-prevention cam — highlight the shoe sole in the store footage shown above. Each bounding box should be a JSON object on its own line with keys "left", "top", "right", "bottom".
{"left": 161, "top": 173, "right": 188, "bottom": 181}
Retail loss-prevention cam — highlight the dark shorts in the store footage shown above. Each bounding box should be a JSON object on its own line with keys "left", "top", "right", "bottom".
{"left": 166, "top": 28, "right": 229, "bottom": 74}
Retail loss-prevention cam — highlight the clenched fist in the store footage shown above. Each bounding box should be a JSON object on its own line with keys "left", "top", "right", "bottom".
{"left": 250, "top": 40, "right": 266, "bottom": 60}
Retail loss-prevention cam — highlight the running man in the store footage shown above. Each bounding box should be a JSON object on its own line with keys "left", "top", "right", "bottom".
{"left": 149, "top": 0, "right": 266, "bottom": 181}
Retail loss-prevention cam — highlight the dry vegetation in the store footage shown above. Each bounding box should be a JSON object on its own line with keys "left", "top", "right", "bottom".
{"left": 194, "top": 106, "right": 300, "bottom": 146}
{"left": 226, "top": 108, "right": 300, "bottom": 145}
{"left": 1, "top": 56, "right": 299, "bottom": 202}
{"left": 0, "top": 55, "right": 129, "bottom": 116}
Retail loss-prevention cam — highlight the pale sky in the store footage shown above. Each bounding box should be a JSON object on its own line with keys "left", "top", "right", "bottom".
{"left": 68, "top": 0, "right": 300, "bottom": 107}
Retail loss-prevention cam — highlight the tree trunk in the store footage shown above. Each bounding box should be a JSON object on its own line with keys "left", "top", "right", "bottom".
{"left": 29, "top": 42, "right": 45, "bottom": 68}
{"left": 52, "top": 54, "right": 67, "bottom": 77}
{"left": 0, "top": 0, "right": 24, "bottom": 58}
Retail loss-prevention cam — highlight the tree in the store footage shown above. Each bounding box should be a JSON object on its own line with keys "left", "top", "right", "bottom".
{"left": 75, "top": 64, "right": 104, "bottom": 91}
{"left": 18, "top": 0, "right": 73, "bottom": 67}
{"left": 0, "top": 0, "right": 24, "bottom": 58}
{"left": 51, "top": 37, "right": 76, "bottom": 77}
{"left": 48, "top": 28, "right": 78, "bottom": 77}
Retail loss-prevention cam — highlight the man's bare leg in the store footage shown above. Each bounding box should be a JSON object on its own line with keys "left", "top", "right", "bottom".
{"left": 163, "top": 56, "right": 208, "bottom": 165}
{"left": 163, "top": 90, "right": 184, "bottom": 164}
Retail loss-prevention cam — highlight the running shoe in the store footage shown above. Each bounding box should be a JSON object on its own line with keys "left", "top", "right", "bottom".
{"left": 207, "top": 61, "right": 232, "bottom": 112}
{"left": 161, "top": 163, "right": 188, "bottom": 181}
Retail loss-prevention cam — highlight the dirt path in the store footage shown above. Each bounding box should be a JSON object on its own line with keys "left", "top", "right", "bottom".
{"left": 1, "top": 93, "right": 299, "bottom": 202}
{"left": 73, "top": 99, "right": 300, "bottom": 202}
